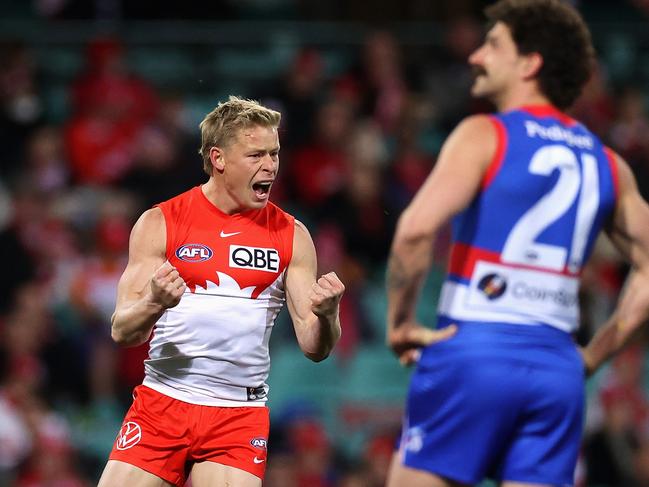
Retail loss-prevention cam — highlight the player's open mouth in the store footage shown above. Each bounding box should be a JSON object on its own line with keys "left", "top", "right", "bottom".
{"left": 252, "top": 181, "right": 272, "bottom": 198}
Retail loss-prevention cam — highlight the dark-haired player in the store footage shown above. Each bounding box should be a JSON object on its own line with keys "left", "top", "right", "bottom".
{"left": 386, "top": 1, "right": 649, "bottom": 485}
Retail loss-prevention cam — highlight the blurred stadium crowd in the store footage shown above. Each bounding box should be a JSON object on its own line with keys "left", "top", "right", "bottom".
{"left": 2, "top": 0, "right": 649, "bottom": 486}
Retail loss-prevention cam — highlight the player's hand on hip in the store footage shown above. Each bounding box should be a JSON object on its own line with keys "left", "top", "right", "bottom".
{"left": 150, "top": 261, "right": 186, "bottom": 309}
{"left": 388, "top": 323, "right": 458, "bottom": 366}
{"left": 310, "top": 272, "right": 345, "bottom": 317}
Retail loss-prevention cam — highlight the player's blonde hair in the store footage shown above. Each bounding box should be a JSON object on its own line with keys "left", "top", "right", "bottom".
{"left": 198, "top": 96, "right": 281, "bottom": 175}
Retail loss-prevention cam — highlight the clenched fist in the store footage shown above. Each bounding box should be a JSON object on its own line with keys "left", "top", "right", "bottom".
{"left": 310, "top": 271, "right": 345, "bottom": 317}
{"left": 151, "top": 261, "right": 186, "bottom": 309}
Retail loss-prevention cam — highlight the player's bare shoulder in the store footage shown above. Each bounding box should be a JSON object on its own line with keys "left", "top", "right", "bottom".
{"left": 290, "top": 219, "right": 316, "bottom": 266}
{"left": 456, "top": 113, "right": 498, "bottom": 134}
{"left": 444, "top": 114, "right": 499, "bottom": 162}
{"left": 408, "top": 113, "right": 498, "bottom": 219}
{"left": 128, "top": 207, "right": 167, "bottom": 258}
{"left": 134, "top": 206, "right": 165, "bottom": 231}
{"left": 293, "top": 218, "right": 312, "bottom": 240}
{"left": 607, "top": 149, "right": 635, "bottom": 194}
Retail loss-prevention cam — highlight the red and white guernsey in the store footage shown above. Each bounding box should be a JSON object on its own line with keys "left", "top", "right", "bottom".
{"left": 142, "top": 186, "right": 295, "bottom": 406}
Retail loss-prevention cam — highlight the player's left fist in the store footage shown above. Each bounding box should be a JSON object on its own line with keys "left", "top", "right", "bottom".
{"left": 310, "top": 272, "right": 345, "bottom": 317}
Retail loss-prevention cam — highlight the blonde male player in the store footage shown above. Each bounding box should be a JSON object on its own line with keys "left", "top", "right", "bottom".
{"left": 99, "top": 97, "right": 344, "bottom": 487}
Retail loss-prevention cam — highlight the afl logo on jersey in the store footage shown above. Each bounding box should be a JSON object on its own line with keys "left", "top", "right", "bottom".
{"left": 176, "top": 243, "right": 213, "bottom": 262}
{"left": 478, "top": 273, "right": 508, "bottom": 300}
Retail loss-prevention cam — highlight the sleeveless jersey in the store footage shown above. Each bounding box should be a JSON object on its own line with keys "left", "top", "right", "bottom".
{"left": 143, "top": 186, "right": 295, "bottom": 406}
{"left": 438, "top": 105, "right": 619, "bottom": 332}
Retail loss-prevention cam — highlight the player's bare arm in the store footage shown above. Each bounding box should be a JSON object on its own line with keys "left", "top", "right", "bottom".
{"left": 285, "top": 220, "right": 344, "bottom": 362}
{"left": 581, "top": 153, "right": 649, "bottom": 375}
{"left": 386, "top": 115, "right": 497, "bottom": 364}
{"left": 111, "top": 207, "right": 186, "bottom": 347}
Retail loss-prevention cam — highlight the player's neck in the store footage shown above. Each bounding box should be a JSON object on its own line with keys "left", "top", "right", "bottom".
{"left": 201, "top": 180, "right": 247, "bottom": 216}
{"left": 495, "top": 87, "right": 552, "bottom": 113}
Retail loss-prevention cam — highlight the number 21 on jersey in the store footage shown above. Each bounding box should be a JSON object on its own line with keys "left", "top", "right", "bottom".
{"left": 501, "top": 144, "right": 600, "bottom": 274}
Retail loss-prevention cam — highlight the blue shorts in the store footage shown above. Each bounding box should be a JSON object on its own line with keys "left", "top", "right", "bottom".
{"left": 399, "top": 322, "right": 585, "bottom": 486}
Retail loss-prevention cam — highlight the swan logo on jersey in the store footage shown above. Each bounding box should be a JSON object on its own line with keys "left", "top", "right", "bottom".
{"left": 229, "top": 245, "right": 280, "bottom": 273}
{"left": 478, "top": 273, "right": 508, "bottom": 300}
{"left": 176, "top": 244, "right": 213, "bottom": 262}
{"left": 115, "top": 421, "right": 142, "bottom": 450}
{"left": 250, "top": 437, "right": 268, "bottom": 450}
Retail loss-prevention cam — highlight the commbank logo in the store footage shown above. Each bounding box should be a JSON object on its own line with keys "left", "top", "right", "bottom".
{"left": 176, "top": 244, "right": 213, "bottom": 262}
{"left": 478, "top": 273, "right": 507, "bottom": 300}
{"left": 116, "top": 421, "right": 142, "bottom": 450}
{"left": 229, "top": 245, "right": 279, "bottom": 273}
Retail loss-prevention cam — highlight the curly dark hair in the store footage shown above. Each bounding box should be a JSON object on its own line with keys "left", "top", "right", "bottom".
{"left": 485, "top": 0, "right": 595, "bottom": 110}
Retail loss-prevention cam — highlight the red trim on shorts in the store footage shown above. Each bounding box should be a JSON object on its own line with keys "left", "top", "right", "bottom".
{"left": 481, "top": 116, "right": 508, "bottom": 190}
{"left": 603, "top": 146, "right": 620, "bottom": 202}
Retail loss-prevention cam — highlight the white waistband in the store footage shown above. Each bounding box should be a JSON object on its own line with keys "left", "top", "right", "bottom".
{"left": 143, "top": 377, "right": 267, "bottom": 407}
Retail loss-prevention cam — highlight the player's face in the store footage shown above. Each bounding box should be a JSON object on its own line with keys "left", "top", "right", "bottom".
{"left": 468, "top": 22, "right": 521, "bottom": 103}
{"left": 219, "top": 124, "right": 280, "bottom": 211}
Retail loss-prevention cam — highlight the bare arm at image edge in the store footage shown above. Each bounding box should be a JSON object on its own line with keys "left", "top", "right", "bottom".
{"left": 582, "top": 153, "right": 649, "bottom": 375}
{"left": 285, "top": 220, "right": 344, "bottom": 362}
{"left": 386, "top": 115, "right": 496, "bottom": 365}
{"left": 110, "top": 207, "right": 187, "bottom": 347}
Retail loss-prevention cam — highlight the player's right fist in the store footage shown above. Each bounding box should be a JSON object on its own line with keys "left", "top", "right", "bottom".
{"left": 150, "top": 261, "right": 186, "bottom": 309}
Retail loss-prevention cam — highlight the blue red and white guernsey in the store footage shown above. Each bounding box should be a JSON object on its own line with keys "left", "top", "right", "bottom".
{"left": 438, "top": 105, "right": 619, "bottom": 333}
{"left": 142, "top": 186, "right": 295, "bottom": 406}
